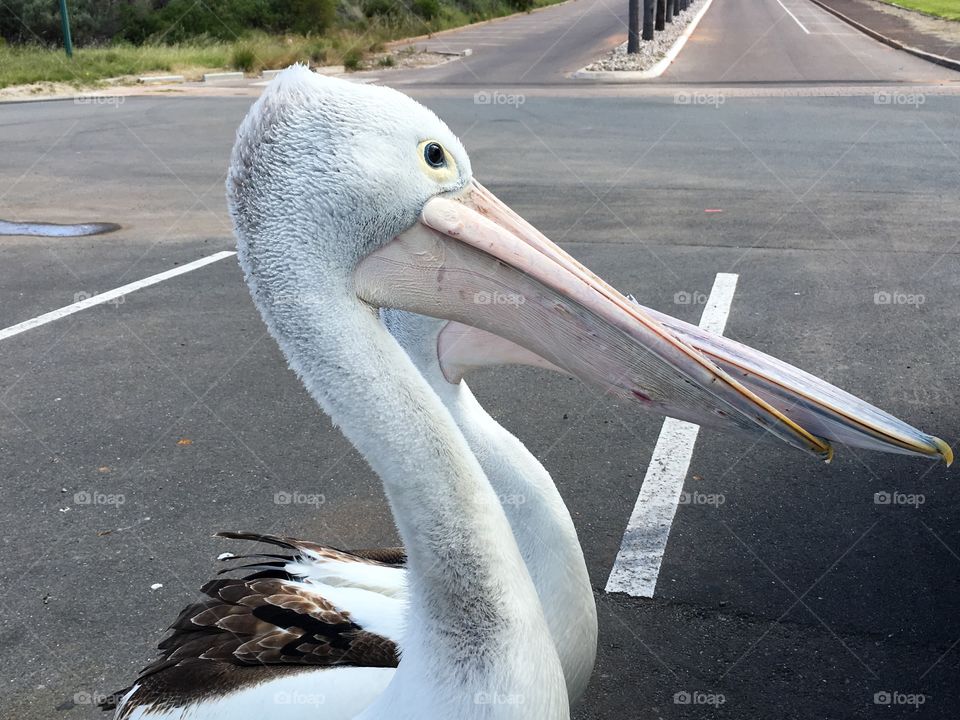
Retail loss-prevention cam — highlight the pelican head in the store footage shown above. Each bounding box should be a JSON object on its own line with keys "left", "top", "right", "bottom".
{"left": 228, "top": 65, "right": 951, "bottom": 464}
{"left": 228, "top": 65, "right": 470, "bottom": 274}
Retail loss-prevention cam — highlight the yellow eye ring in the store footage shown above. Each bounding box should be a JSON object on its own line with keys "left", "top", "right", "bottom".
{"left": 418, "top": 140, "right": 458, "bottom": 183}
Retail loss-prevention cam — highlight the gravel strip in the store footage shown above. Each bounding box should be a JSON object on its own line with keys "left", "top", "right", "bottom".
{"left": 366, "top": 48, "right": 457, "bottom": 72}
{"left": 584, "top": 0, "right": 705, "bottom": 72}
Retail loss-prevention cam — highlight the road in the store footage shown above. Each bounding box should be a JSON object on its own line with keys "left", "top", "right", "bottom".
{"left": 382, "top": 0, "right": 627, "bottom": 85}
{"left": 659, "top": 0, "right": 960, "bottom": 83}
{"left": 369, "top": 0, "right": 960, "bottom": 85}
{"left": 1, "top": 1, "right": 959, "bottom": 719}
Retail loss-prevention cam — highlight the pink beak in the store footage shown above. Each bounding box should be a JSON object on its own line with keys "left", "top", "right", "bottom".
{"left": 355, "top": 181, "right": 951, "bottom": 464}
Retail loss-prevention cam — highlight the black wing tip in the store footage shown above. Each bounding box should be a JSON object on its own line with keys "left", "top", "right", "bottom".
{"left": 216, "top": 531, "right": 299, "bottom": 549}
{"left": 97, "top": 689, "right": 127, "bottom": 711}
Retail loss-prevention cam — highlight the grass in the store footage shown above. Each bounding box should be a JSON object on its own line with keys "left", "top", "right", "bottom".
{"left": 0, "top": 35, "right": 357, "bottom": 89}
{"left": 0, "top": 42, "right": 232, "bottom": 88}
{"left": 0, "top": 0, "right": 566, "bottom": 90}
{"left": 878, "top": 0, "right": 960, "bottom": 21}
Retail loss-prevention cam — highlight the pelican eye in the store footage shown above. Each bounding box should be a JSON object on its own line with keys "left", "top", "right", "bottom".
{"left": 424, "top": 142, "right": 446, "bottom": 168}
{"left": 417, "top": 140, "right": 458, "bottom": 183}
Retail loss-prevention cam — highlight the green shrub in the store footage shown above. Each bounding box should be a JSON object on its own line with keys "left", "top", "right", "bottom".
{"left": 412, "top": 0, "right": 442, "bottom": 19}
{"left": 230, "top": 44, "right": 257, "bottom": 71}
{"left": 342, "top": 47, "right": 363, "bottom": 70}
{"left": 377, "top": 54, "right": 395, "bottom": 66}
{"left": 276, "top": 0, "right": 338, "bottom": 33}
{"left": 307, "top": 39, "right": 330, "bottom": 63}
{"left": 362, "top": 0, "right": 399, "bottom": 17}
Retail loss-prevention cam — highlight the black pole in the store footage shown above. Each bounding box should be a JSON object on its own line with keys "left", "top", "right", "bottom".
{"left": 642, "top": 0, "right": 655, "bottom": 40}
{"left": 627, "top": 0, "right": 640, "bottom": 53}
{"left": 665, "top": 0, "right": 673, "bottom": 24}
{"left": 655, "top": 0, "right": 665, "bottom": 31}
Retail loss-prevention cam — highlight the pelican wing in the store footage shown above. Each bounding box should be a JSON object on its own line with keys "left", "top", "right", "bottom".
{"left": 106, "top": 535, "right": 406, "bottom": 719}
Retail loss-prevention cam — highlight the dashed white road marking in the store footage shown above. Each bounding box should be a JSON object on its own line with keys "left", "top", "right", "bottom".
{"left": 605, "top": 273, "right": 739, "bottom": 598}
{"left": 776, "top": 0, "right": 811, "bottom": 33}
{"left": 0, "top": 250, "right": 237, "bottom": 342}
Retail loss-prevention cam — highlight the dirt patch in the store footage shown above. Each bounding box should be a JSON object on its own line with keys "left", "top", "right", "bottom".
{"left": 0, "top": 81, "right": 86, "bottom": 102}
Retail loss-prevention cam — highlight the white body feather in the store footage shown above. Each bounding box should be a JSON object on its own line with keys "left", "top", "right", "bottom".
{"left": 117, "top": 668, "right": 396, "bottom": 720}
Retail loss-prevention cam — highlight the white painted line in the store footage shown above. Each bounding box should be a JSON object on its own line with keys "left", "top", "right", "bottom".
{"left": 0, "top": 251, "right": 236, "bottom": 342}
{"left": 698, "top": 273, "right": 738, "bottom": 334}
{"left": 776, "top": 0, "right": 811, "bottom": 33}
{"left": 605, "top": 273, "right": 739, "bottom": 598}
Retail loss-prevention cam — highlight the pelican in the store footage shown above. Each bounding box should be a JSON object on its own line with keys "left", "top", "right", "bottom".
{"left": 107, "top": 65, "right": 950, "bottom": 720}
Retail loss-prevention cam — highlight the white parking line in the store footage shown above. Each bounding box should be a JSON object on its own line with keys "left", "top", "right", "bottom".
{"left": 776, "top": 0, "right": 811, "bottom": 33}
{"left": 605, "top": 273, "right": 739, "bottom": 598}
{"left": 0, "top": 250, "right": 237, "bottom": 342}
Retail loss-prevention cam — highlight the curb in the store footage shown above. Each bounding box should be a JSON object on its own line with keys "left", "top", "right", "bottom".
{"left": 386, "top": 0, "right": 575, "bottom": 49}
{"left": 138, "top": 75, "right": 185, "bottom": 84}
{"left": 806, "top": 0, "right": 960, "bottom": 74}
{"left": 202, "top": 71, "right": 244, "bottom": 82}
{"left": 572, "top": 0, "right": 715, "bottom": 82}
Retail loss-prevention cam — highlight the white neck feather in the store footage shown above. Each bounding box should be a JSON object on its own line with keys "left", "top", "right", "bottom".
{"left": 238, "top": 256, "right": 568, "bottom": 718}
{"left": 447, "top": 382, "right": 598, "bottom": 702}
{"left": 383, "top": 311, "right": 597, "bottom": 702}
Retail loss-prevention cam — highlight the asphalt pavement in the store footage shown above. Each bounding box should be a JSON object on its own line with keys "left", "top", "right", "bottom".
{"left": 380, "top": 0, "right": 628, "bottom": 85}
{"left": 2, "top": 1, "right": 959, "bottom": 719}
{"left": 363, "top": 0, "right": 960, "bottom": 85}
{"left": 658, "top": 0, "right": 960, "bottom": 83}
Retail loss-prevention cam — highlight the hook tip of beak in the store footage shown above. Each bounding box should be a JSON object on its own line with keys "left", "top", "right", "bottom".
{"left": 933, "top": 437, "right": 953, "bottom": 467}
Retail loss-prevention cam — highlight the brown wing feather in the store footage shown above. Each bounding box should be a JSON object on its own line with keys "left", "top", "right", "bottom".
{"left": 101, "top": 534, "right": 402, "bottom": 715}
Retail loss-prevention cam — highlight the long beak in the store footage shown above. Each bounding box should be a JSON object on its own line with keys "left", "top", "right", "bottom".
{"left": 355, "top": 181, "right": 950, "bottom": 464}
{"left": 638, "top": 306, "right": 952, "bottom": 462}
